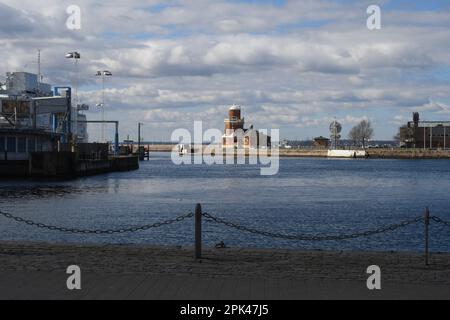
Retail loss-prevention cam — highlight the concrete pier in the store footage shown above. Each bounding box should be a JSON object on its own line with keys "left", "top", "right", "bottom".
{"left": 145, "top": 145, "right": 450, "bottom": 160}
{"left": 26, "top": 152, "right": 139, "bottom": 178}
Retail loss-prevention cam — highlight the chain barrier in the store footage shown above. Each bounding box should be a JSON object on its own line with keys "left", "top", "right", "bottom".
{"left": 0, "top": 211, "right": 194, "bottom": 235}
{"left": 2, "top": 209, "right": 450, "bottom": 241}
{"left": 202, "top": 212, "right": 423, "bottom": 241}
{"left": 431, "top": 216, "right": 450, "bottom": 228}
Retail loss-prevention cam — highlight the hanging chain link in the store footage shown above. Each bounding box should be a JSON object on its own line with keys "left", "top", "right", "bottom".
{"left": 0, "top": 211, "right": 194, "bottom": 235}
{"left": 202, "top": 212, "right": 423, "bottom": 241}
{"left": 431, "top": 216, "right": 450, "bottom": 228}
{"left": 3, "top": 209, "right": 448, "bottom": 241}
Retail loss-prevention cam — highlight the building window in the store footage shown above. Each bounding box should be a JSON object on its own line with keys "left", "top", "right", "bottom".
{"left": 0, "top": 137, "right": 5, "bottom": 152}
{"left": 7, "top": 137, "right": 16, "bottom": 152}
{"left": 28, "top": 137, "right": 36, "bottom": 153}
{"left": 18, "top": 137, "right": 26, "bottom": 153}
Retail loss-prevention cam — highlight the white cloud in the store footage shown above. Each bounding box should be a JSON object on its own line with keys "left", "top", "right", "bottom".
{"left": 1, "top": 0, "right": 450, "bottom": 140}
{"left": 414, "top": 100, "right": 450, "bottom": 115}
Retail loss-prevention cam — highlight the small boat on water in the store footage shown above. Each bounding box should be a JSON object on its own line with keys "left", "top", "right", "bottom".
{"left": 177, "top": 144, "right": 199, "bottom": 155}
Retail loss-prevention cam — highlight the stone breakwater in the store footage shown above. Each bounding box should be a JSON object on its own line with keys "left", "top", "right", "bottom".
{"left": 367, "top": 149, "right": 450, "bottom": 159}
{"left": 1, "top": 241, "right": 450, "bottom": 285}
{"left": 279, "top": 148, "right": 450, "bottom": 159}
{"left": 146, "top": 145, "right": 450, "bottom": 159}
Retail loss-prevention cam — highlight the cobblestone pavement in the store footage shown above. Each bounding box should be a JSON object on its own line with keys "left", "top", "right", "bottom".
{"left": 0, "top": 242, "right": 449, "bottom": 299}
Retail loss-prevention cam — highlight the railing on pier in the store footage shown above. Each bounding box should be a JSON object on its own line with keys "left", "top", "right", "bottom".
{"left": 1, "top": 205, "right": 450, "bottom": 266}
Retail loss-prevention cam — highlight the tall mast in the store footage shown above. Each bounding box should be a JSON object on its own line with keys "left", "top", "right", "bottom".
{"left": 37, "top": 49, "right": 41, "bottom": 93}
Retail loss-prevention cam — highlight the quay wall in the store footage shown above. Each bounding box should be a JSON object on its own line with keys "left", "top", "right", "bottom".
{"left": 76, "top": 157, "right": 139, "bottom": 176}
{"left": 0, "top": 160, "right": 29, "bottom": 177}
{"left": 111, "top": 156, "right": 140, "bottom": 172}
{"left": 147, "top": 145, "right": 450, "bottom": 160}
{"left": 276, "top": 148, "right": 450, "bottom": 159}
{"left": 147, "top": 144, "right": 175, "bottom": 152}
{"left": 75, "top": 159, "right": 112, "bottom": 176}
{"left": 366, "top": 149, "right": 450, "bottom": 159}
{"left": 278, "top": 149, "right": 328, "bottom": 157}
{"left": 147, "top": 145, "right": 329, "bottom": 157}
{"left": 28, "top": 152, "right": 139, "bottom": 178}
{"left": 30, "top": 152, "right": 76, "bottom": 178}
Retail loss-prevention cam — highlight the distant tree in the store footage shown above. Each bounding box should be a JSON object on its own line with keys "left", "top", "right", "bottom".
{"left": 348, "top": 120, "right": 374, "bottom": 149}
{"left": 393, "top": 131, "right": 400, "bottom": 142}
{"left": 393, "top": 127, "right": 404, "bottom": 143}
{"left": 348, "top": 126, "right": 360, "bottom": 146}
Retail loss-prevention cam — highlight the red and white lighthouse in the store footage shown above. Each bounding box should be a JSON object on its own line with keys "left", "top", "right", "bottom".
{"left": 223, "top": 105, "right": 245, "bottom": 147}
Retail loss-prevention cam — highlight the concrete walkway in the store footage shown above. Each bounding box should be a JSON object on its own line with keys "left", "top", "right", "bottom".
{"left": 1, "top": 271, "right": 449, "bottom": 300}
{"left": 0, "top": 242, "right": 450, "bottom": 300}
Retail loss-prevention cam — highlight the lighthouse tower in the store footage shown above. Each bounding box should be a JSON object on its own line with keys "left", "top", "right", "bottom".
{"left": 222, "top": 105, "right": 245, "bottom": 147}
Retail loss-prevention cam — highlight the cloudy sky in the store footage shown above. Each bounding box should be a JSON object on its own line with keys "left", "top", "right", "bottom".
{"left": 1, "top": 0, "right": 450, "bottom": 142}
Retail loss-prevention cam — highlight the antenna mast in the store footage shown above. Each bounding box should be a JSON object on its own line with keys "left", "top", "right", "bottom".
{"left": 37, "top": 49, "right": 41, "bottom": 93}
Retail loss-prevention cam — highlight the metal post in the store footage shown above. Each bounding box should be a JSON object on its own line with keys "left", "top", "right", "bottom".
{"left": 444, "top": 126, "right": 446, "bottom": 151}
{"left": 424, "top": 126, "right": 426, "bottom": 150}
{"left": 138, "top": 123, "right": 141, "bottom": 154}
{"left": 430, "top": 126, "right": 433, "bottom": 150}
{"left": 425, "top": 207, "right": 430, "bottom": 266}
{"left": 102, "top": 74, "right": 105, "bottom": 143}
{"left": 195, "top": 203, "right": 202, "bottom": 260}
{"left": 14, "top": 106, "right": 17, "bottom": 129}
{"left": 138, "top": 123, "right": 143, "bottom": 160}
{"left": 67, "top": 89, "right": 72, "bottom": 140}
{"left": 114, "top": 122, "right": 119, "bottom": 156}
{"left": 74, "top": 58, "right": 78, "bottom": 141}
{"left": 37, "top": 49, "right": 41, "bottom": 93}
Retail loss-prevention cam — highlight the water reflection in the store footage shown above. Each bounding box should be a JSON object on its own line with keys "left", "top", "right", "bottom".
{"left": 0, "top": 154, "right": 450, "bottom": 252}
{"left": 0, "top": 185, "right": 81, "bottom": 200}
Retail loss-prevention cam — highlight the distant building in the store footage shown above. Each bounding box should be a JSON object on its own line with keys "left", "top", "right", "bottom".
{"left": 0, "top": 71, "right": 89, "bottom": 173}
{"left": 223, "top": 105, "right": 245, "bottom": 147}
{"left": 1, "top": 72, "right": 52, "bottom": 97}
{"left": 0, "top": 128, "right": 59, "bottom": 161}
{"left": 0, "top": 72, "right": 89, "bottom": 143}
{"left": 400, "top": 112, "right": 450, "bottom": 149}
{"left": 222, "top": 105, "right": 271, "bottom": 149}
{"left": 314, "top": 136, "right": 330, "bottom": 149}
{"left": 1, "top": 91, "right": 70, "bottom": 163}
{"left": 76, "top": 113, "right": 89, "bottom": 143}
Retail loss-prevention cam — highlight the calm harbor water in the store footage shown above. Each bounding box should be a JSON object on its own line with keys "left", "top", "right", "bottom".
{"left": 1, "top": 152, "right": 450, "bottom": 252}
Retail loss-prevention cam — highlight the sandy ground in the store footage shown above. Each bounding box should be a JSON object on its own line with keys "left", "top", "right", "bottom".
{"left": 0, "top": 241, "right": 449, "bottom": 299}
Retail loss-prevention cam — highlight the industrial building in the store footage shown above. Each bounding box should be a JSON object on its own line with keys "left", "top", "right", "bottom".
{"left": 0, "top": 73, "right": 75, "bottom": 165}
{"left": 0, "top": 41, "right": 144, "bottom": 179}
{"left": 400, "top": 113, "right": 450, "bottom": 149}
{"left": 222, "top": 105, "right": 271, "bottom": 149}
{"left": 1, "top": 72, "right": 89, "bottom": 138}
{"left": 0, "top": 72, "right": 52, "bottom": 97}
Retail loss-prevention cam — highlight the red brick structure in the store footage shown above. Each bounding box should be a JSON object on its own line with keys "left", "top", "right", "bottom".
{"left": 400, "top": 113, "right": 450, "bottom": 149}
{"left": 222, "top": 105, "right": 271, "bottom": 148}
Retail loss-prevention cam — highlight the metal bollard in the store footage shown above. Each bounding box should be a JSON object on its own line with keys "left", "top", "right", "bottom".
{"left": 195, "top": 203, "right": 202, "bottom": 260}
{"left": 424, "top": 207, "right": 430, "bottom": 266}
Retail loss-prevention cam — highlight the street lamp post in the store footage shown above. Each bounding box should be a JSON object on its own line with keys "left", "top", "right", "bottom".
{"left": 138, "top": 122, "right": 144, "bottom": 160}
{"left": 65, "top": 52, "right": 81, "bottom": 144}
{"left": 95, "top": 70, "right": 112, "bottom": 143}
{"left": 444, "top": 126, "right": 447, "bottom": 151}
